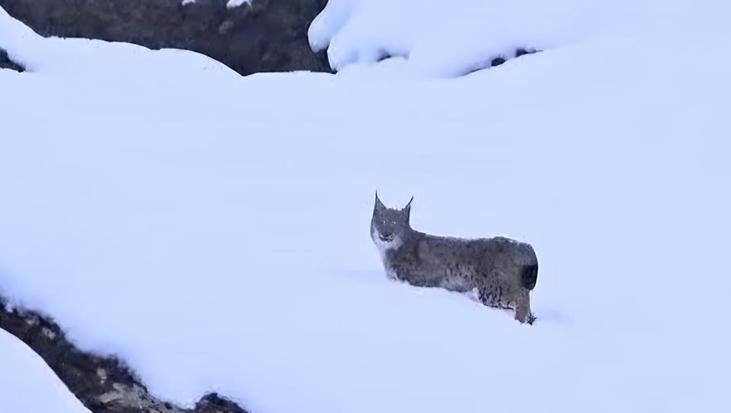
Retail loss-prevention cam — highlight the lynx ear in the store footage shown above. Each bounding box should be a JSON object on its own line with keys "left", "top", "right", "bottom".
{"left": 403, "top": 196, "right": 414, "bottom": 221}
{"left": 374, "top": 191, "right": 386, "bottom": 213}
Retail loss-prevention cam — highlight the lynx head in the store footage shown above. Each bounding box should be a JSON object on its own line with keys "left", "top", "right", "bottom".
{"left": 371, "top": 192, "right": 413, "bottom": 251}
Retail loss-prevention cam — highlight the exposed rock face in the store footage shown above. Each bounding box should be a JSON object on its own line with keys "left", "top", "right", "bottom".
{"left": 0, "top": 0, "right": 330, "bottom": 76}
{"left": 0, "top": 48, "right": 24, "bottom": 72}
{"left": 0, "top": 296, "right": 248, "bottom": 413}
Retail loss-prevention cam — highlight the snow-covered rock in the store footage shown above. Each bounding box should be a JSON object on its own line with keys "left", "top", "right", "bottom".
{"left": 0, "top": 297, "right": 248, "bottom": 413}
{"left": 309, "top": 0, "right": 603, "bottom": 76}
{"left": 0, "top": 47, "right": 23, "bottom": 71}
{"left": 0, "top": 0, "right": 330, "bottom": 75}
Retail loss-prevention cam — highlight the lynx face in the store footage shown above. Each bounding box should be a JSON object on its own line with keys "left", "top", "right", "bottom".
{"left": 370, "top": 193, "right": 413, "bottom": 251}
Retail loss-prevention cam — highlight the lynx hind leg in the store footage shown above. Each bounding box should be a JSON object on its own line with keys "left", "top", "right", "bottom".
{"left": 480, "top": 282, "right": 535, "bottom": 325}
{"left": 477, "top": 281, "right": 511, "bottom": 309}
{"left": 514, "top": 289, "right": 535, "bottom": 325}
{"left": 478, "top": 284, "right": 498, "bottom": 308}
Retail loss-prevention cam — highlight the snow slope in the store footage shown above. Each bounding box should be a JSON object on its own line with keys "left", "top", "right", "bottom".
{"left": 0, "top": 329, "right": 90, "bottom": 413}
{"left": 2, "top": 2, "right": 731, "bottom": 413}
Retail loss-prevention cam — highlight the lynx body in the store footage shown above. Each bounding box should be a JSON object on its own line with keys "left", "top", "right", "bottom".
{"left": 370, "top": 194, "right": 538, "bottom": 324}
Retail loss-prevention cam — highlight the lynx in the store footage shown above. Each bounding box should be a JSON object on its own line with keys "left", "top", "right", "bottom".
{"left": 370, "top": 193, "right": 538, "bottom": 324}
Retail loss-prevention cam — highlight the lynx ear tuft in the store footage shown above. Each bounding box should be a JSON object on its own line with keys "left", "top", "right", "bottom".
{"left": 374, "top": 191, "right": 386, "bottom": 212}
{"left": 403, "top": 196, "right": 414, "bottom": 221}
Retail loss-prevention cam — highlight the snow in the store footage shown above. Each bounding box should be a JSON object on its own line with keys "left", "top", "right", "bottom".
{"left": 227, "top": 0, "right": 251, "bottom": 9}
{"left": 0, "top": 330, "right": 90, "bottom": 413}
{"left": 2, "top": 2, "right": 731, "bottom": 413}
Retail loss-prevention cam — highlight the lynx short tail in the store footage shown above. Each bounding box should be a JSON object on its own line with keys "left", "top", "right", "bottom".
{"left": 521, "top": 264, "right": 538, "bottom": 290}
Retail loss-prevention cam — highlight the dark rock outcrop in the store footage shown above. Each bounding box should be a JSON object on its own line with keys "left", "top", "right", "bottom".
{"left": 0, "top": 295, "right": 248, "bottom": 413}
{"left": 0, "top": 48, "right": 24, "bottom": 72}
{"left": 490, "top": 48, "right": 539, "bottom": 68}
{"left": 0, "top": 0, "right": 331, "bottom": 76}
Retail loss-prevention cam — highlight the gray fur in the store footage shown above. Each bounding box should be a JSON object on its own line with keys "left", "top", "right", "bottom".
{"left": 370, "top": 193, "right": 538, "bottom": 324}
